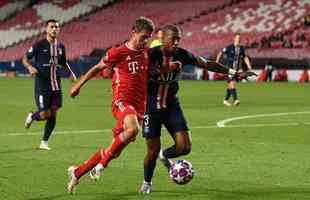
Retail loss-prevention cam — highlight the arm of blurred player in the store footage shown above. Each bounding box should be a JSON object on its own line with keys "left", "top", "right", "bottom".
{"left": 22, "top": 55, "right": 38, "bottom": 76}
{"left": 215, "top": 51, "right": 222, "bottom": 63}
{"left": 196, "top": 56, "right": 237, "bottom": 75}
{"left": 244, "top": 56, "right": 252, "bottom": 71}
{"left": 63, "top": 62, "right": 77, "bottom": 81}
{"left": 70, "top": 62, "right": 106, "bottom": 98}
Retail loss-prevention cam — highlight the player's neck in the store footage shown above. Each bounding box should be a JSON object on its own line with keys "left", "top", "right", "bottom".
{"left": 47, "top": 35, "right": 57, "bottom": 44}
{"left": 126, "top": 40, "right": 139, "bottom": 51}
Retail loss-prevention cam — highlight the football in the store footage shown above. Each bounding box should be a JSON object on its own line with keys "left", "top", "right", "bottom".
{"left": 169, "top": 160, "right": 194, "bottom": 185}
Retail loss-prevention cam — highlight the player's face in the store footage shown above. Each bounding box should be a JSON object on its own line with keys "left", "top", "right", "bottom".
{"left": 157, "top": 30, "right": 163, "bottom": 40}
{"left": 234, "top": 35, "right": 241, "bottom": 46}
{"left": 46, "top": 22, "right": 60, "bottom": 39}
{"left": 133, "top": 29, "right": 152, "bottom": 50}
{"left": 162, "top": 30, "right": 181, "bottom": 54}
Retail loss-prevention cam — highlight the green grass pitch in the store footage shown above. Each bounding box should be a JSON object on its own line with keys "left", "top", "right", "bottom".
{"left": 1, "top": 78, "right": 310, "bottom": 200}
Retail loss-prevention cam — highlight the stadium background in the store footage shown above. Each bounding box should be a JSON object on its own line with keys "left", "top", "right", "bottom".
{"left": 0, "top": 0, "right": 309, "bottom": 81}
{"left": 1, "top": 1, "right": 310, "bottom": 200}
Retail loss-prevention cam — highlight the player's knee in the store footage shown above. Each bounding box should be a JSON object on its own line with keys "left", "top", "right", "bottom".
{"left": 125, "top": 125, "right": 139, "bottom": 139}
{"left": 176, "top": 143, "right": 191, "bottom": 156}
{"left": 40, "top": 111, "right": 51, "bottom": 120}
{"left": 182, "top": 144, "right": 191, "bottom": 155}
{"left": 147, "top": 146, "right": 160, "bottom": 159}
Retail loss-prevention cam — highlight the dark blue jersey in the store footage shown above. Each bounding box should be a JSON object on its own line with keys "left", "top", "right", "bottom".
{"left": 147, "top": 46, "right": 198, "bottom": 112}
{"left": 221, "top": 44, "right": 245, "bottom": 70}
{"left": 26, "top": 38, "right": 66, "bottom": 93}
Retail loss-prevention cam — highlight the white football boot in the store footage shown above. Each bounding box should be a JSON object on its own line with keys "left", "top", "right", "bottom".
{"left": 39, "top": 140, "right": 51, "bottom": 150}
{"left": 24, "top": 112, "right": 33, "bottom": 129}
{"left": 158, "top": 149, "right": 173, "bottom": 171}
{"left": 67, "top": 166, "right": 79, "bottom": 194}
{"left": 139, "top": 181, "right": 152, "bottom": 194}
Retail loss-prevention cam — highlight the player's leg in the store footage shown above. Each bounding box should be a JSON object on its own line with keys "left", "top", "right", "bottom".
{"left": 97, "top": 112, "right": 140, "bottom": 169}
{"left": 25, "top": 92, "right": 51, "bottom": 128}
{"left": 229, "top": 80, "right": 240, "bottom": 106}
{"left": 68, "top": 147, "right": 105, "bottom": 194}
{"left": 223, "top": 76, "right": 233, "bottom": 106}
{"left": 160, "top": 104, "right": 191, "bottom": 168}
{"left": 140, "top": 137, "right": 160, "bottom": 194}
{"left": 40, "top": 91, "right": 62, "bottom": 150}
{"left": 140, "top": 112, "right": 162, "bottom": 194}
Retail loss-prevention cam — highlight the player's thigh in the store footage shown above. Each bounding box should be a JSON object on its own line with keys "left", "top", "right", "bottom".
{"left": 49, "top": 92, "right": 62, "bottom": 116}
{"left": 113, "top": 104, "right": 140, "bottom": 140}
{"left": 35, "top": 92, "right": 51, "bottom": 112}
{"left": 143, "top": 112, "right": 163, "bottom": 139}
{"left": 50, "top": 91, "right": 63, "bottom": 111}
{"left": 164, "top": 104, "right": 189, "bottom": 134}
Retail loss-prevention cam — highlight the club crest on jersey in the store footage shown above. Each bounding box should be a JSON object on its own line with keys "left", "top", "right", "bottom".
{"left": 58, "top": 48, "right": 62, "bottom": 55}
{"left": 126, "top": 55, "right": 131, "bottom": 61}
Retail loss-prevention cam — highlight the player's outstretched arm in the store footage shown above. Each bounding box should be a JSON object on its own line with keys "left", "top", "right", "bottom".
{"left": 197, "top": 56, "right": 236, "bottom": 75}
{"left": 70, "top": 62, "right": 106, "bottom": 98}
{"left": 22, "top": 55, "right": 38, "bottom": 76}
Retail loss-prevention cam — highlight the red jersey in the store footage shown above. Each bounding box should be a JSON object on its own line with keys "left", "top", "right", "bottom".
{"left": 100, "top": 43, "right": 149, "bottom": 115}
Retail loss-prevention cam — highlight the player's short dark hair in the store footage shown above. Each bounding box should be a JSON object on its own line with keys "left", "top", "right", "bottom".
{"left": 133, "top": 17, "right": 155, "bottom": 33}
{"left": 234, "top": 32, "right": 241, "bottom": 36}
{"left": 162, "top": 24, "right": 182, "bottom": 35}
{"left": 46, "top": 19, "right": 58, "bottom": 26}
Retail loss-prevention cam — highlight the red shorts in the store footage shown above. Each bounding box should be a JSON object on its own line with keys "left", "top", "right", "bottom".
{"left": 111, "top": 101, "right": 144, "bottom": 137}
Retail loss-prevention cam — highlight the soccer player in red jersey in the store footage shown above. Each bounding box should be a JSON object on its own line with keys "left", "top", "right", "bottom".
{"left": 67, "top": 17, "right": 155, "bottom": 194}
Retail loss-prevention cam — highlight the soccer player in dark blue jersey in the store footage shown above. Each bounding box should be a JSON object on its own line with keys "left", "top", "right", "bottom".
{"left": 22, "top": 19, "right": 74, "bottom": 150}
{"left": 139, "top": 25, "right": 256, "bottom": 193}
{"left": 216, "top": 33, "right": 253, "bottom": 107}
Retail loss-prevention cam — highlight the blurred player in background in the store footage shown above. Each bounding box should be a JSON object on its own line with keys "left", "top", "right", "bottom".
{"left": 139, "top": 25, "right": 256, "bottom": 194}
{"left": 23, "top": 19, "right": 74, "bottom": 150}
{"left": 67, "top": 17, "right": 155, "bottom": 194}
{"left": 216, "top": 33, "right": 252, "bottom": 106}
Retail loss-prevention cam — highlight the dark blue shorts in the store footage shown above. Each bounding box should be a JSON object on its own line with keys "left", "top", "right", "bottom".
{"left": 35, "top": 90, "right": 63, "bottom": 111}
{"left": 227, "top": 74, "right": 239, "bottom": 82}
{"left": 142, "top": 103, "right": 189, "bottom": 138}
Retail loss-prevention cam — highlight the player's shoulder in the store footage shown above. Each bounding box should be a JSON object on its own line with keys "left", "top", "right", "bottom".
{"left": 32, "top": 38, "right": 47, "bottom": 48}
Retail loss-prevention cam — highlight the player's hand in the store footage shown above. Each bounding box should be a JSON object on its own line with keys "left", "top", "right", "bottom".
{"left": 28, "top": 66, "right": 38, "bottom": 76}
{"left": 70, "top": 85, "right": 80, "bottom": 98}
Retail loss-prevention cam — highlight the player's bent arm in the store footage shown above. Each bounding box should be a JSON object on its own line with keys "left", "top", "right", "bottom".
{"left": 22, "top": 55, "right": 38, "bottom": 75}
{"left": 70, "top": 62, "right": 107, "bottom": 98}
{"left": 76, "top": 62, "right": 106, "bottom": 88}
{"left": 215, "top": 52, "right": 222, "bottom": 63}
{"left": 244, "top": 56, "right": 252, "bottom": 71}
{"left": 196, "top": 56, "right": 236, "bottom": 75}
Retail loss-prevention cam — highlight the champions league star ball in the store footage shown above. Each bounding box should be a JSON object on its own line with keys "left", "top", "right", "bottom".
{"left": 169, "top": 160, "right": 194, "bottom": 185}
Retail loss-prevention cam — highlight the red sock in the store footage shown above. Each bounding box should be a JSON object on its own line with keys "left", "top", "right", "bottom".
{"left": 99, "top": 134, "right": 128, "bottom": 168}
{"left": 74, "top": 148, "right": 105, "bottom": 179}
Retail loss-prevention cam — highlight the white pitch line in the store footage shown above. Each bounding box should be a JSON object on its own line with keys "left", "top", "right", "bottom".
{"left": 2, "top": 121, "right": 310, "bottom": 136}
{"left": 216, "top": 111, "right": 310, "bottom": 128}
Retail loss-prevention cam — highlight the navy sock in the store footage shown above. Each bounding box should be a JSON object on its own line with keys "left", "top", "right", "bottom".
{"left": 43, "top": 117, "right": 56, "bottom": 141}
{"left": 144, "top": 159, "right": 157, "bottom": 183}
{"left": 231, "top": 89, "right": 238, "bottom": 100}
{"left": 225, "top": 89, "right": 231, "bottom": 100}
{"left": 31, "top": 111, "right": 41, "bottom": 121}
{"left": 163, "top": 145, "right": 177, "bottom": 158}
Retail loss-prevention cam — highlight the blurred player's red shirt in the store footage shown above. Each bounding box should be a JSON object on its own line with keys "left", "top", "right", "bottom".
{"left": 100, "top": 43, "right": 149, "bottom": 118}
